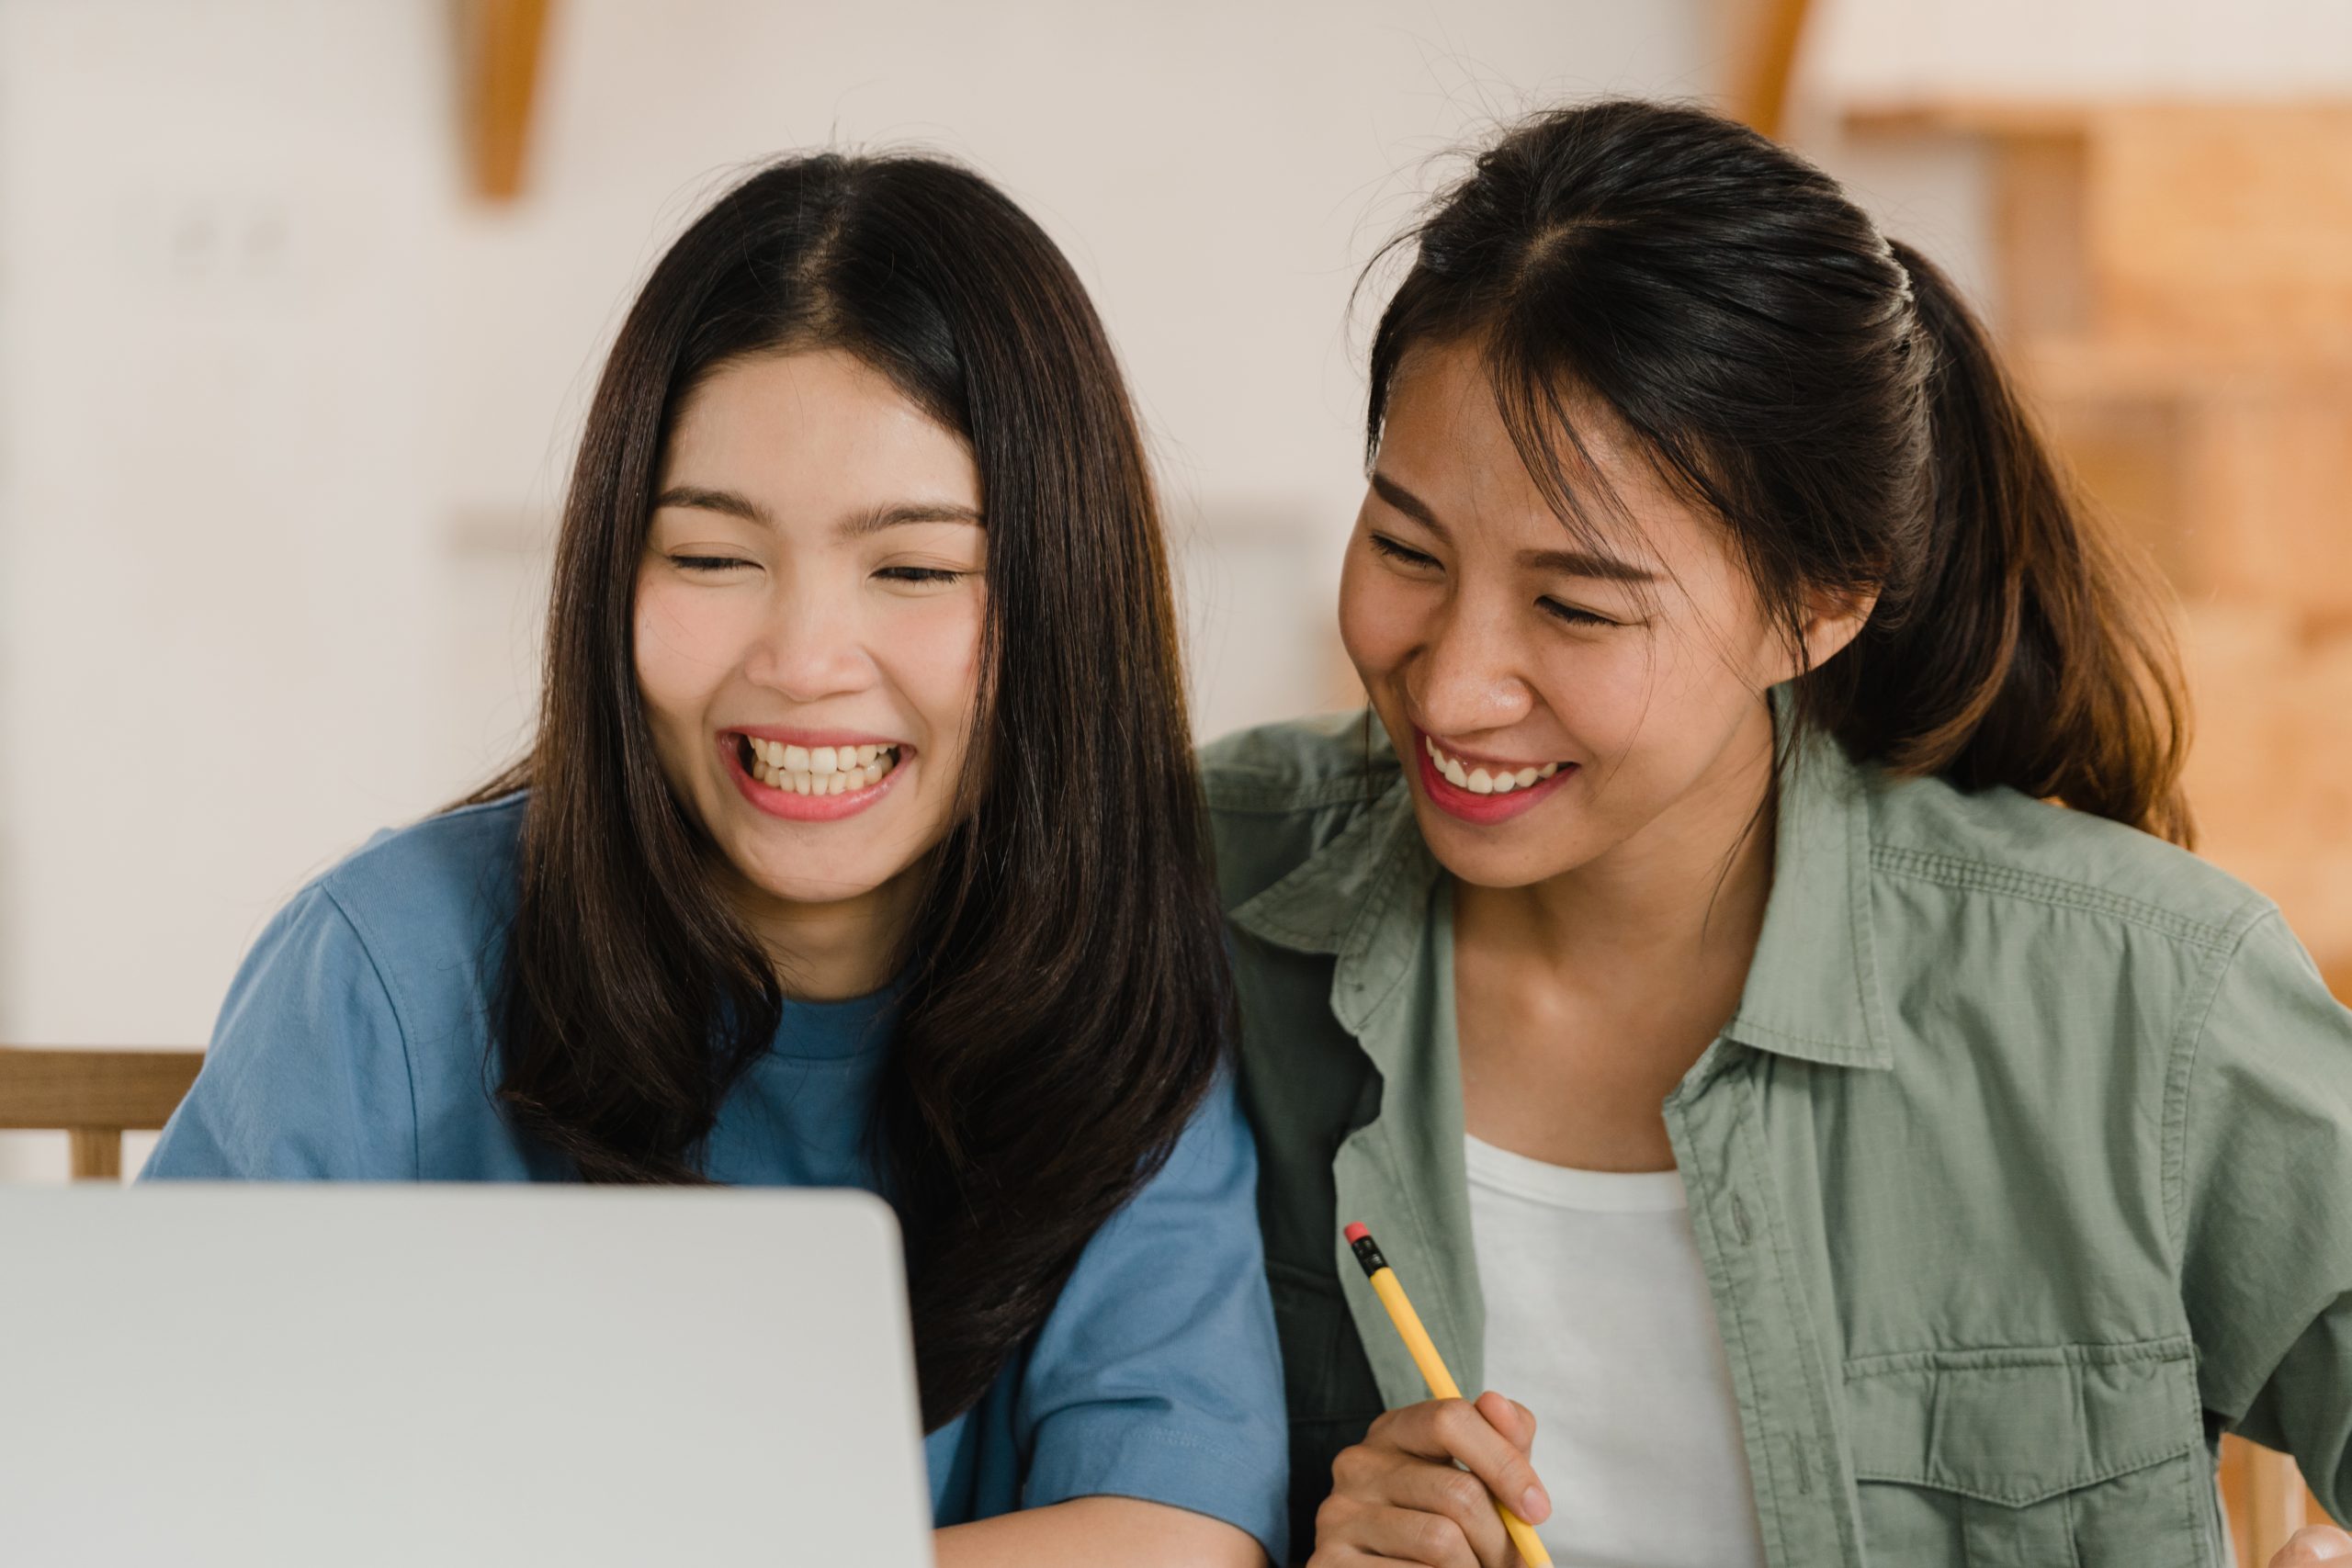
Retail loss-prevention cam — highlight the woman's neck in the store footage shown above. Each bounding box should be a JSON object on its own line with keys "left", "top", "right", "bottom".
{"left": 726, "top": 868, "right": 922, "bottom": 1002}
{"left": 1449, "top": 702, "right": 1782, "bottom": 1170}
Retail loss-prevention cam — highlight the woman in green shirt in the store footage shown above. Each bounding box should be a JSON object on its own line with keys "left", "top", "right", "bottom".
{"left": 1208, "top": 99, "right": 2352, "bottom": 1567}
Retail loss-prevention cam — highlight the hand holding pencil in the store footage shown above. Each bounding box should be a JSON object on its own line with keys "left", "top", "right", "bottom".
{"left": 1307, "top": 1223, "right": 1554, "bottom": 1568}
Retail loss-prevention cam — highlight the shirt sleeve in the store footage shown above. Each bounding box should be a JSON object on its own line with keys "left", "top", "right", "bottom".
{"left": 141, "top": 885, "right": 420, "bottom": 1179}
{"left": 1014, "top": 1071, "right": 1289, "bottom": 1563}
{"left": 2176, "top": 907, "right": 2352, "bottom": 1517}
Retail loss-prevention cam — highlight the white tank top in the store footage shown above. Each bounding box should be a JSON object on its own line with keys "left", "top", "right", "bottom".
{"left": 1464, "top": 1133, "right": 1769, "bottom": 1568}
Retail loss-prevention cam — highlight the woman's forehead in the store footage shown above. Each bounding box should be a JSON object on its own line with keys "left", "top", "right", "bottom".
{"left": 1379, "top": 353, "right": 1713, "bottom": 578}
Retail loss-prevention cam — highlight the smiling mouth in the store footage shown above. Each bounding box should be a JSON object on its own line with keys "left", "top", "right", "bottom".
{"left": 1423, "top": 734, "right": 1563, "bottom": 795}
{"left": 735, "top": 735, "right": 903, "bottom": 796}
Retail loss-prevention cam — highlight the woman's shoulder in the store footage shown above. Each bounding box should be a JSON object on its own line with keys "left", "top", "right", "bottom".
{"left": 1860, "top": 764, "right": 2274, "bottom": 950}
{"left": 147, "top": 793, "right": 535, "bottom": 1180}
{"left": 306, "top": 790, "right": 529, "bottom": 964}
{"left": 1198, "top": 714, "right": 1403, "bottom": 912}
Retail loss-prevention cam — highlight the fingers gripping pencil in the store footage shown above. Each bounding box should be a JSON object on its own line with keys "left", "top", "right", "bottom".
{"left": 1346, "top": 1222, "right": 1555, "bottom": 1568}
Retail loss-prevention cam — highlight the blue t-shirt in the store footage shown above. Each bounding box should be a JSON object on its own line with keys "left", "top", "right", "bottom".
{"left": 144, "top": 794, "right": 1288, "bottom": 1561}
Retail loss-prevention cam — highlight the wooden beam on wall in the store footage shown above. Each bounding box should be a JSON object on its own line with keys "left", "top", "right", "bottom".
{"left": 457, "top": 0, "right": 554, "bottom": 203}
{"left": 1730, "top": 0, "right": 1815, "bottom": 141}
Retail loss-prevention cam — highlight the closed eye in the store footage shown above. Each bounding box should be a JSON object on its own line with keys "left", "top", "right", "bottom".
{"left": 670, "top": 554, "right": 754, "bottom": 573}
{"left": 1368, "top": 534, "right": 1440, "bottom": 570}
{"left": 1539, "top": 598, "right": 1616, "bottom": 628}
{"left": 875, "top": 566, "right": 968, "bottom": 586}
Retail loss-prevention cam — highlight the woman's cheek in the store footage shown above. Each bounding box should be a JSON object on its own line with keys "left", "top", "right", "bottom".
{"left": 1337, "top": 556, "right": 1411, "bottom": 683}
{"left": 630, "top": 578, "right": 698, "bottom": 725}
{"left": 878, "top": 592, "right": 988, "bottom": 759}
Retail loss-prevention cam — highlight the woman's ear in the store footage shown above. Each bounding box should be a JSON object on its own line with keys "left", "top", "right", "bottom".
{"left": 1792, "top": 582, "right": 1879, "bottom": 677}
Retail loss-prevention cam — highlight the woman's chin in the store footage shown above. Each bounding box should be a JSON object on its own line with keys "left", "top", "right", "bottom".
{"left": 1419, "top": 809, "right": 1599, "bottom": 891}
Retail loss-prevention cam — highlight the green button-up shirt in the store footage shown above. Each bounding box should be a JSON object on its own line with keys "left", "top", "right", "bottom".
{"left": 1204, "top": 709, "right": 2352, "bottom": 1567}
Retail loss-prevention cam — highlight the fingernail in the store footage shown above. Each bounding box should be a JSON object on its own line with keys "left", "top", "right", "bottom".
{"left": 1519, "top": 1485, "right": 1549, "bottom": 1524}
{"left": 2290, "top": 1527, "right": 2352, "bottom": 1561}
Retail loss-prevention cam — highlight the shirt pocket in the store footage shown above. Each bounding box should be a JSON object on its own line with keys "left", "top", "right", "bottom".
{"left": 1845, "top": 1339, "right": 2211, "bottom": 1568}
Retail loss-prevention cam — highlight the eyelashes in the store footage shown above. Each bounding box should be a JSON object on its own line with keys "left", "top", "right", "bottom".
{"left": 1366, "top": 534, "right": 1618, "bottom": 628}
{"left": 664, "top": 556, "right": 972, "bottom": 587}
{"left": 1368, "top": 534, "right": 1437, "bottom": 569}
{"left": 1537, "top": 600, "right": 1615, "bottom": 628}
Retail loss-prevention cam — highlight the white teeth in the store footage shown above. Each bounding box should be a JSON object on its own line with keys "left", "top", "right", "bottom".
{"left": 1425, "top": 736, "right": 1565, "bottom": 793}
{"left": 744, "top": 740, "right": 901, "bottom": 797}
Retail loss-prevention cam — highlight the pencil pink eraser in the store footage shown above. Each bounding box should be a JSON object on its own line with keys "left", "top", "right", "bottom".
{"left": 1343, "top": 1223, "right": 1370, "bottom": 1244}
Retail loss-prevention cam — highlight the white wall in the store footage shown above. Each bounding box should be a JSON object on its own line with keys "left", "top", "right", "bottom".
{"left": 0, "top": 3, "right": 447, "bottom": 1045}
{"left": 0, "top": 0, "right": 1716, "bottom": 1175}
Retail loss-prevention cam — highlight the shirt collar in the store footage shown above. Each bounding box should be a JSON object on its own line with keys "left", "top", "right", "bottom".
{"left": 1227, "top": 696, "right": 1894, "bottom": 1072}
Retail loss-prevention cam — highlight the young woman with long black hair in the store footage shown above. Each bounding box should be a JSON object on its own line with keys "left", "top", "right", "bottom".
{"left": 148, "top": 153, "right": 1285, "bottom": 1565}
{"left": 1208, "top": 101, "right": 2352, "bottom": 1566}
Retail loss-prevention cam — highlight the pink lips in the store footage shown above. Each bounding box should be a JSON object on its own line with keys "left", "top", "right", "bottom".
{"left": 718, "top": 730, "right": 908, "bottom": 823}
{"left": 1414, "top": 734, "right": 1577, "bottom": 825}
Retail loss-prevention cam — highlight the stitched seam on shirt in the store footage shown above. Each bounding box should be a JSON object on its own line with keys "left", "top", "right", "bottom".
{"left": 1844, "top": 1336, "right": 2195, "bottom": 1375}
{"left": 1869, "top": 846, "right": 2240, "bottom": 948}
{"left": 1238, "top": 911, "right": 1340, "bottom": 953}
{"left": 1726, "top": 1015, "right": 1883, "bottom": 1063}
{"left": 1853, "top": 1438, "right": 2199, "bottom": 1506}
{"left": 1334, "top": 821, "right": 1425, "bottom": 1027}
{"left": 314, "top": 882, "right": 424, "bottom": 1179}
{"left": 1736, "top": 1069, "right": 1860, "bottom": 1563}
{"left": 1668, "top": 1093, "right": 1794, "bottom": 1568}
{"left": 2161, "top": 905, "right": 2278, "bottom": 1285}
{"left": 1204, "top": 771, "right": 1393, "bottom": 815}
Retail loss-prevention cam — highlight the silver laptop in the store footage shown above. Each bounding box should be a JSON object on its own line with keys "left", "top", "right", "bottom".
{"left": 0, "top": 1185, "right": 936, "bottom": 1566}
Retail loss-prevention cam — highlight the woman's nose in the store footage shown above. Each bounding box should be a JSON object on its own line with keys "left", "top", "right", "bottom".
{"left": 1411, "top": 600, "right": 1532, "bottom": 736}
{"left": 743, "top": 592, "right": 872, "bottom": 703}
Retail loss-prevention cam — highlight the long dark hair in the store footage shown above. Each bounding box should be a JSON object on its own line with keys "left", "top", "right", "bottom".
{"left": 465, "top": 153, "right": 1232, "bottom": 1428}
{"left": 1365, "top": 99, "right": 2193, "bottom": 843}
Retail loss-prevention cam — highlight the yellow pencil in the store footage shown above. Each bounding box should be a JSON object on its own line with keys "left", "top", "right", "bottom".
{"left": 1344, "top": 1222, "right": 1554, "bottom": 1568}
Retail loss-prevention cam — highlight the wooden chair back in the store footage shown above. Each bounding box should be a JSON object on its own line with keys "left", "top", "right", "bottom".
{"left": 0, "top": 1046, "right": 204, "bottom": 1180}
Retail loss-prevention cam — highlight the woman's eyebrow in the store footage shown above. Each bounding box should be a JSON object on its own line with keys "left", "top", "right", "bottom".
{"left": 653, "top": 484, "right": 770, "bottom": 525}
{"left": 1372, "top": 469, "right": 1655, "bottom": 583}
{"left": 650, "top": 488, "right": 983, "bottom": 535}
{"left": 1370, "top": 470, "right": 1450, "bottom": 539}
{"left": 1521, "top": 544, "right": 1656, "bottom": 584}
{"left": 840, "top": 502, "right": 985, "bottom": 537}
